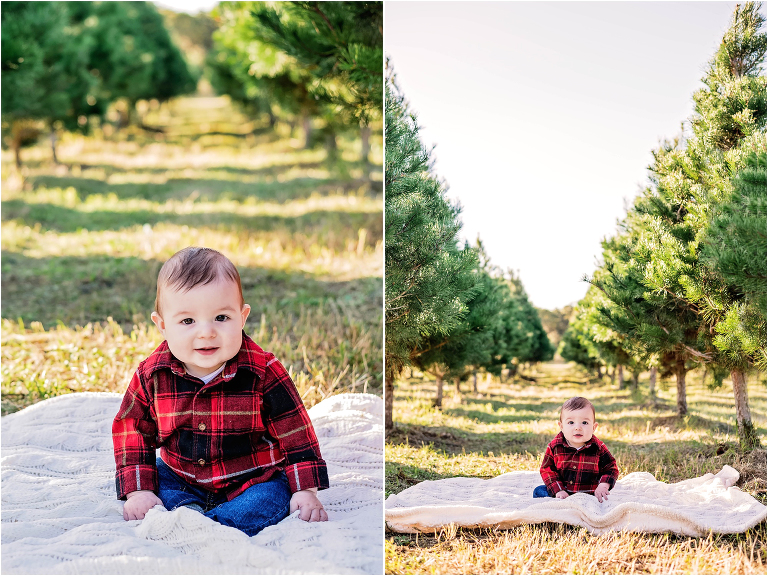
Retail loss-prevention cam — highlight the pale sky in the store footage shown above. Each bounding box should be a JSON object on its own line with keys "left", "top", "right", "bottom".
{"left": 386, "top": 1, "right": 758, "bottom": 310}
{"left": 153, "top": 0, "right": 218, "bottom": 14}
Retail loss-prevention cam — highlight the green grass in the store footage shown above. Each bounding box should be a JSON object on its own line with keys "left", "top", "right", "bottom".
{"left": 386, "top": 362, "right": 767, "bottom": 574}
{"left": 1, "top": 95, "right": 382, "bottom": 414}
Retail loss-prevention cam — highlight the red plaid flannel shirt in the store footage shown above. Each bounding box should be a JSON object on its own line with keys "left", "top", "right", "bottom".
{"left": 112, "top": 333, "right": 328, "bottom": 501}
{"left": 539, "top": 432, "right": 619, "bottom": 496}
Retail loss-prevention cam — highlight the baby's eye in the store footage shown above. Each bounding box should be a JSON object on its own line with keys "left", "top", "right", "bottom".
{"left": 181, "top": 318, "right": 194, "bottom": 325}
{"left": 215, "top": 315, "right": 230, "bottom": 322}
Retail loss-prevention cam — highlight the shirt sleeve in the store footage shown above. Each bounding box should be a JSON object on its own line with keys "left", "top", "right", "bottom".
{"left": 597, "top": 445, "right": 620, "bottom": 489}
{"left": 539, "top": 444, "right": 566, "bottom": 495}
{"left": 262, "top": 356, "right": 329, "bottom": 493}
{"left": 112, "top": 369, "right": 158, "bottom": 499}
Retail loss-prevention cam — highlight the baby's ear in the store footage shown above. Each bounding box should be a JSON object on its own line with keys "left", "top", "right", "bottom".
{"left": 240, "top": 303, "right": 251, "bottom": 327}
{"left": 150, "top": 311, "right": 166, "bottom": 334}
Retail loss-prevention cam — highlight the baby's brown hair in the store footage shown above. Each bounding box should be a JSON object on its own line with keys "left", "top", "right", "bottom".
{"left": 154, "top": 247, "right": 243, "bottom": 314}
{"left": 559, "top": 396, "right": 595, "bottom": 421}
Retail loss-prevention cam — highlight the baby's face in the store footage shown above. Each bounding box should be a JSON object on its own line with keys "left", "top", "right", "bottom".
{"left": 558, "top": 406, "right": 597, "bottom": 449}
{"left": 151, "top": 278, "right": 250, "bottom": 379}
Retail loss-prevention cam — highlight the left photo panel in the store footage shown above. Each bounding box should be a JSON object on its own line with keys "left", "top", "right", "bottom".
{"left": 0, "top": 1, "right": 384, "bottom": 574}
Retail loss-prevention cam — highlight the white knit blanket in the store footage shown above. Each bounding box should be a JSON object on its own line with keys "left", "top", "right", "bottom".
{"left": 1, "top": 392, "right": 383, "bottom": 574}
{"left": 385, "top": 467, "right": 767, "bottom": 537}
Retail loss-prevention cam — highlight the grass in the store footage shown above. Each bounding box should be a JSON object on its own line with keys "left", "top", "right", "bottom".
{"left": 1, "top": 95, "right": 382, "bottom": 415}
{"left": 385, "top": 362, "right": 767, "bottom": 574}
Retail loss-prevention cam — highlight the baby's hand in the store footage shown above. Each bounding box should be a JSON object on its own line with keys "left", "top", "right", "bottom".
{"left": 123, "top": 490, "right": 163, "bottom": 521}
{"left": 290, "top": 489, "right": 328, "bottom": 522}
{"left": 555, "top": 490, "right": 569, "bottom": 499}
{"left": 594, "top": 482, "right": 611, "bottom": 503}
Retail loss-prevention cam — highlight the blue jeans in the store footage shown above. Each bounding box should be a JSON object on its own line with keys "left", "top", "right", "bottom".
{"left": 533, "top": 484, "right": 551, "bottom": 498}
{"left": 157, "top": 458, "right": 291, "bottom": 536}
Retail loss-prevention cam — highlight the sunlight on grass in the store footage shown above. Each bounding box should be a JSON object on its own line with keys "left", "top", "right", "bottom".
{"left": 1, "top": 94, "right": 383, "bottom": 415}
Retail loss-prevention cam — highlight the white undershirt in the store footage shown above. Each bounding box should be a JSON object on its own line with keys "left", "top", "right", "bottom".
{"left": 199, "top": 365, "right": 225, "bottom": 384}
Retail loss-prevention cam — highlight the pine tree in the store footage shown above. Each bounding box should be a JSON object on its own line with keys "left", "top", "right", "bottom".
{"left": 251, "top": 2, "right": 382, "bottom": 124}
{"left": 2, "top": 1, "right": 196, "bottom": 166}
{"left": 412, "top": 244, "right": 512, "bottom": 407}
{"left": 587, "top": 223, "right": 704, "bottom": 414}
{"left": 210, "top": 1, "right": 383, "bottom": 156}
{"left": 384, "top": 72, "right": 478, "bottom": 428}
{"left": 635, "top": 3, "right": 766, "bottom": 446}
{"left": 586, "top": 3, "right": 766, "bottom": 441}
{"left": 1, "top": 1, "right": 72, "bottom": 167}
{"left": 210, "top": 1, "right": 324, "bottom": 144}
{"left": 700, "top": 151, "right": 767, "bottom": 448}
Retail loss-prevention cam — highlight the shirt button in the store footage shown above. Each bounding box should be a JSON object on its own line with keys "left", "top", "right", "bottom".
{"left": 198, "top": 459, "right": 205, "bottom": 466}
{"left": 198, "top": 423, "right": 206, "bottom": 431}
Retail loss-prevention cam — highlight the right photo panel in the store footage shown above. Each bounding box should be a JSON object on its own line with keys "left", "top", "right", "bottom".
{"left": 384, "top": 2, "right": 767, "bottom": 575}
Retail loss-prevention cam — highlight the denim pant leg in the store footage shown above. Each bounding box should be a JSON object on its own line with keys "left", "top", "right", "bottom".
{"left": 532, "top": 484, "right": 552, "bottom": 498}
{"left": 157, "top": 458, "right": 208, "bottom": 513}
{"left": 205, "top": 471, "right": 291, "bottom": 537}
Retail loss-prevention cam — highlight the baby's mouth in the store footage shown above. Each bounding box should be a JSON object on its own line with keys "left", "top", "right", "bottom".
{"left": 196, "top": 347, "right": 219, "bottom": 356}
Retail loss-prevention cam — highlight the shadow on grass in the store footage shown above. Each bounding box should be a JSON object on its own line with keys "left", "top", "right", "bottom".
{"left": 1, "top": 200, "right": 383, "bottom": 248}
{"left": 24, "top": 174, "right": 376, "bottom": 203}
{"left": 1, "top": 251, "right": 382, "bottom": 330}
{"left": 387, "top": 422, "right": 554, "bottom": 457}
{"left": 385, "top": 459, "right": 478, "bottom": 497}
{"left": 49, "top": 160, "right": 328, "bottom": 178}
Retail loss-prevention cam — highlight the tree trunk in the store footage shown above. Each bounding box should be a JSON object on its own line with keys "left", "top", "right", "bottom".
{"left": 454, "top": 376, "right": 461, "bottom": 395}
{"left": 385, "top": 372, "right": 394, "bottom": 430}
{"left": 325, "top": 130, "right": 337, "bottom": 159}
{"left": 649, "top": 366, "right": 657, "bottom": 398}
{"left": 434, "top": 375, "right": 444, "bottom": 409}
{"left": 596, "top": 365, "right": 603, "bottom": 379}
{"left": 701, "top": 366, "right": 708, "bottom": 388}
{"left": 361, "top": 124, "right": 371, "bottom": 165}
{"left": 631, "top": 371, "right": 639, "bottom": 390}
{"left": 14, "top": 141, "right": 22, "bottom": 170}
{"left": 472, "top": 371, "right": 478, "bottom": 394}
{"left": 617, "top": 365, "right": 624, "bottom": 389}
{"left": 731, "top": 369, "right": 759, "bottom": 450}
{"left": 675, "top": 360, "right": 687, "bottom": 416}
{"left": 610, "top": 366, "right": 616, "bottom": 387}
{"left": 50, "top": 129, "right": 58, "bottom": 165}
{"left": 302, "top": 113, "right": 312, "bottom": 149}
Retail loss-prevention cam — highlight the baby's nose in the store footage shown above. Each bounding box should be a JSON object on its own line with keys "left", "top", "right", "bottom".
{"left": 199, "top": 322, "right": 217, "bottom": 336}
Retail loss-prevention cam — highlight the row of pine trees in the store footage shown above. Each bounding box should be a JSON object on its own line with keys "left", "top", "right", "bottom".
{"left": 209, "top": 1, "right": 382, "bottom": 161}
{"left": 2, "top": 1, "right": 383, "bottom": 168}
{"left": 561, "top": 3, "right": 766, "bottom": 450}
{"left": 384, "top": 70, "right": 553, "bottom": 430}
{"left": 2, "top": 1, "right": 195, "bottom": 167}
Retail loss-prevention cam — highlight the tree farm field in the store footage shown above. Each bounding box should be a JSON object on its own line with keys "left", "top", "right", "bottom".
{"left": 1, "top": 95, "right": 383, "bottom": 415}
{"left": 385, "top": 362, "right": 767, "bottom": 575}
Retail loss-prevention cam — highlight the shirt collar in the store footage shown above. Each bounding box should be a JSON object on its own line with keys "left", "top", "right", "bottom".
{"left": 141, "top": 332, "right": 267, "bottom": 381}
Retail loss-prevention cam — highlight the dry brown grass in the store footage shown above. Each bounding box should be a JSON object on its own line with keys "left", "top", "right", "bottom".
{"left": 386, "top": 522, "right": 766, "bottom": 574}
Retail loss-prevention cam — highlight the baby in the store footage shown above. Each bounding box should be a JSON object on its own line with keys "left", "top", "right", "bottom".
{"left": 533, "top": 396, "right": 619, "bottom": 503}
{"left": 112, "top": 247, "right": 329, "bottom": 536}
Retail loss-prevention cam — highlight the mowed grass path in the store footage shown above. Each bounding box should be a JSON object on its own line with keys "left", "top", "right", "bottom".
{"left": 386, "top": 362, "right": 766, "bottom": 574}
{"left": 2, "top": 95, "right": 383, "bottom": 414}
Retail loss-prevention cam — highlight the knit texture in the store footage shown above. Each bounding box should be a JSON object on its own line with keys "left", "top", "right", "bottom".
{"left": 2, "top": 392, "right": 383, "bottom": 574}
{"left": 385, "top": 467, "right": 766, "bottom": 536}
